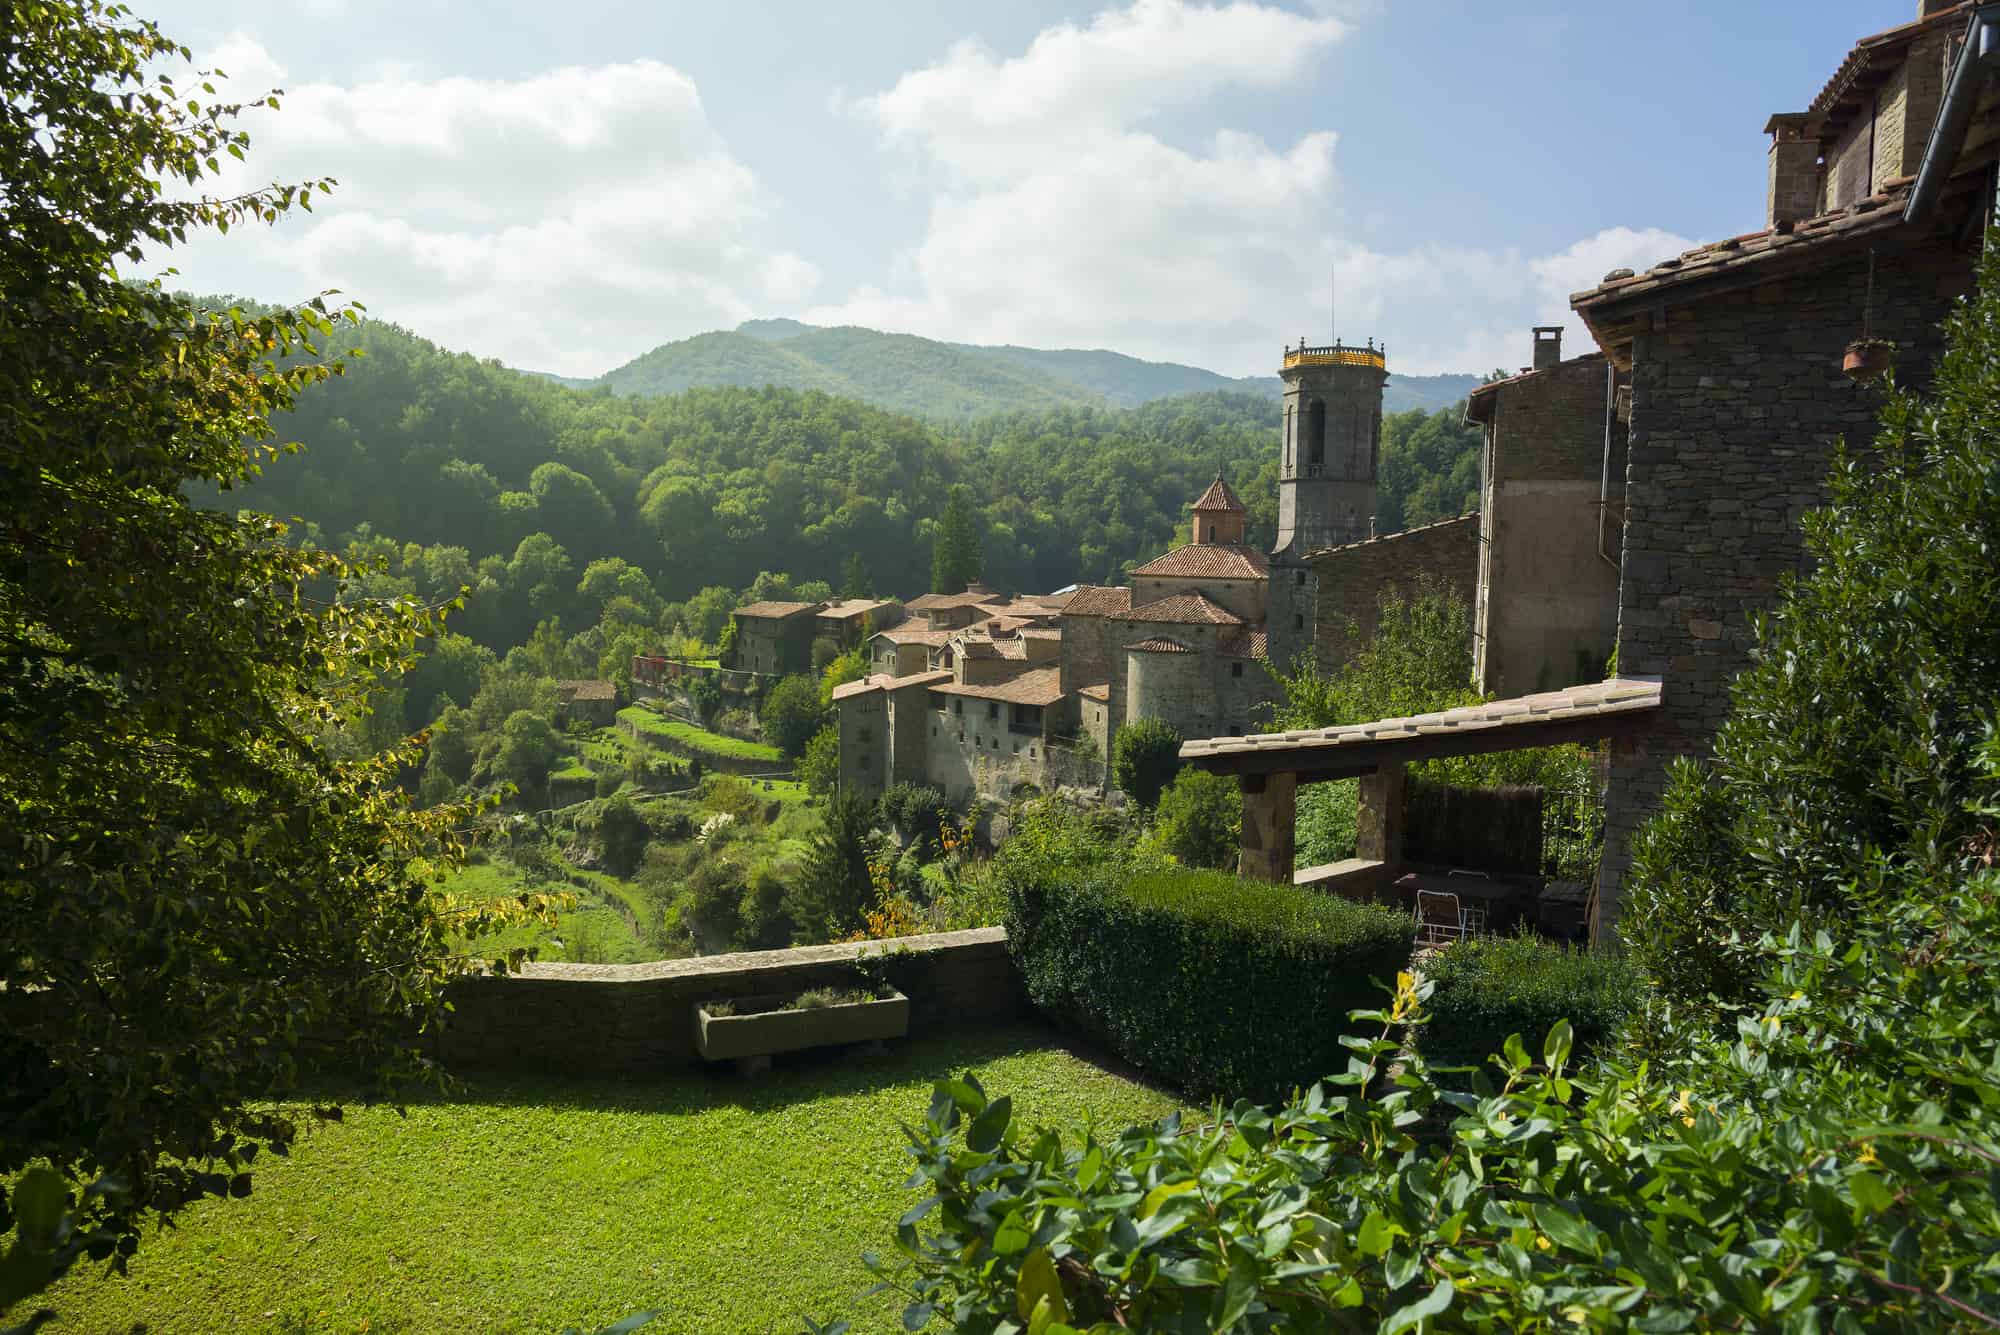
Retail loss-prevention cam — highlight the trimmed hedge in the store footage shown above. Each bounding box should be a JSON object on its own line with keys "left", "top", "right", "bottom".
{"left": 1006, "top": 866, "right": 1415, "bottom": 1101}
{"left": 1418, "top": 934, "right": 1643, "bottom": 1080}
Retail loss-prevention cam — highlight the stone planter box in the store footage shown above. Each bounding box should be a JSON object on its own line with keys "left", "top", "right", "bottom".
{"left": 695, "top": 990, "right": 909, "bottom": 1068}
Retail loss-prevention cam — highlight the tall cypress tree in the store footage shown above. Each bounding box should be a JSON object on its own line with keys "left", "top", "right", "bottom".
{"left": 842, "top": 551, "right": 868, "bottom": 599}
{"left": 930, "top": 485, "right": 983, "bottom": 593}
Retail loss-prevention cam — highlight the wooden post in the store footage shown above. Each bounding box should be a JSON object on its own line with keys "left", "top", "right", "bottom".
{"left": 1238, "top": 771, "right": 1297, "bottom": 883}
{"left": 1355, "top": 763, "right": 1407, "bottom": 870}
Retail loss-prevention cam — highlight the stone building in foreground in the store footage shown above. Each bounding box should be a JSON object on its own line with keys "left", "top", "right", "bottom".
{"left": 1177, "top": 0, "right": 2000, "bottom": 942}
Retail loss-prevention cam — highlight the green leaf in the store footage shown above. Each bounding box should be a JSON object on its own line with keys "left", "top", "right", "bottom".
{"left": 1849, "top": 1171, "right": 1894, "bottom": 1216}
{"left": 1016, "top": 1248, "right": 1069, "bottom": 1325}
{"left": 1357, "top": 1210, "right": 1398, "bottom": 1258}
{"left": 965, "top": 1095, "right": 1013, "bottom": 1153}
{"left": 1382, "top": 1280, "right": 1454, "bottom": 1334}
{"left": 1543, "top": 1018, "right": 1574, "bottom": 1072}
{"left": 1533, "top": 1203, "right": 1602, "bottom": 1257}
{"left": 1139, "top": 1180, "right": 1198, "bottom": 1220}
{"left": 11, "top": 1169, "right": 68, "bottom": 1252}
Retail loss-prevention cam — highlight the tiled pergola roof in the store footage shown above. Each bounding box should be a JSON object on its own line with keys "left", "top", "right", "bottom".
{"left": 1180, "top": 677, "right": 1662, "bottom": 778}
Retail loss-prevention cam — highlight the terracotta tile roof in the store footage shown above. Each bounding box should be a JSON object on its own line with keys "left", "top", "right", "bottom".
{"left": 817, "top": 598, "right": 894, "bottom": 622}
{"left": 905, "top": 591, "right": 993, "bottom": 612}
{"left": 1126, "top": 637, "right": 1194, "bottom": 654}
{"left": 1130, "top": 543, "right": 1269, "bottom": 580}
{"left": 1179, "top": 677, "right": 1663, "bottom": 763}
{"left": 1571, "top": 183, "right": 1915, "bottom": 321}
{"left": 1121, "top": 592, "right": 1245, "bottom": 626}
{"left": 1022, "top": 589, "right": 1077, "bottom": 610}
{"left": 1061, "top": 586, "right": 1134, "bottom": 618}
{"left": 556, "top": 679, "right": 616, "bottom": 700}
{"left": 930, "top": 665, "right": 1065, "bottom": 707}
{"left": 1304, "top": 512, "right": 1478, "bottom": 562}
{"left": 1191, "top": 474, "right": 1247, "bottom": 514}
{"left": 1021, "top": 627, "right": 1062, "bottom": 640}
{"left": 734, "top": 600, "right": 821, "bottom": 620}
{"left": 1809, "top": 5, "right": 1967, "bottom": 119}
{"left": 874, "top": 626, "right": 953, "bottom": 645}
{"left": 1218, "top": 628, "right": 1270, "bottom": 660}
{"left": 1078, "top": 682, "right": 1111, "bottom": 701}
{"left": 831, "top": 669, "right": 952, "bottom": 703}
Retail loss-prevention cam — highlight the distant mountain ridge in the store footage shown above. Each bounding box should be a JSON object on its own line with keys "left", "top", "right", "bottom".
{"left": 579, "top": 320, "right": 1478, "bottom": 420}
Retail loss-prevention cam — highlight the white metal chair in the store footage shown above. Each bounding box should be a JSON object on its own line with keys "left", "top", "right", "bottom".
{"left": 1416, "top": 890, "right": 1468, "bottom": 946}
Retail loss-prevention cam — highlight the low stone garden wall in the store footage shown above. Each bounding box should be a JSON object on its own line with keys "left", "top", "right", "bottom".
{"left": 436, "top": 927, "right": 1025, "bottom": 1075}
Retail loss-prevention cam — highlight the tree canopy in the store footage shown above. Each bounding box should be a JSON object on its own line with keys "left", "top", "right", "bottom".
{"left": 0, "top": 2, "right": 522, "bottom": 1306}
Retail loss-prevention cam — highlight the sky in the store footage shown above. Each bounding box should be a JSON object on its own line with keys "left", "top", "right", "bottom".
{"left": 139, "top": 0, "right": 1913, "bottom": 380}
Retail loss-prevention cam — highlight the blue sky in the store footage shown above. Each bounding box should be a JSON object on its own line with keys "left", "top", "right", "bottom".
{"left": 143, "top": 0, "right": 1909, "bottom": 379}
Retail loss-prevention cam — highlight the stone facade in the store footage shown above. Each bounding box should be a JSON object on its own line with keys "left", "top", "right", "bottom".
{"left": 1305, "top": 513, "right": 1481, "bottom": 675}
{"left": 730, "top": 601, "right": 822, "bottom": 676}
{"left": 1466, "top": 343, "right": 1625, "bottom": 697}
{"left": 1583, "top": 230, "right": 1973, "bottom": 929}
{"left": 436, "top": 928, "right": 1025, "bottom": 1075}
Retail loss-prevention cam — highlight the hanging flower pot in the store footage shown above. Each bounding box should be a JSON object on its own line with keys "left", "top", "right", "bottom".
{"left": 1843, "top": 338, "right": 1895, "bottom": 382}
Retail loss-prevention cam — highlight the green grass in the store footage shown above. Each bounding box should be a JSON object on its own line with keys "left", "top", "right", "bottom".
{"left": 437, "top": 858, "right": 655, "bottom": 965}
{"left": 617, "top": 707, "right": 781, "bottom": 765}
{"left": 43, "top": 1025, "right": 1179, "bottom": 1334}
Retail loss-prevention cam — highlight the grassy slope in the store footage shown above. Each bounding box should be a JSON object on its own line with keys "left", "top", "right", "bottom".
{"left": 439, "top": 858, "right": 656, "bottom": 966}
{"left": 45, "top": 1026, "right": 1179, "bottom": 1334}
{"left": 617, "top": 707, "right": 781, "bottom": 764}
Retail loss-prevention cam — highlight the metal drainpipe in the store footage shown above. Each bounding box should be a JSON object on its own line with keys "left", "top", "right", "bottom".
{"left": 1597, "top": 358, "right": 1620, "bottom": 569}
{"left": 1905, "top": 7, "right": 2000, "bottom": 221}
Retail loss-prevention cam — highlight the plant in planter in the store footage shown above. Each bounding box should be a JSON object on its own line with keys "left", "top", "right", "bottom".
{"left": 1843, "top": 337, "right": 1896, "bottom": 381}
{"left": 694, "top": 979, "right": 910, "bottom": 1074}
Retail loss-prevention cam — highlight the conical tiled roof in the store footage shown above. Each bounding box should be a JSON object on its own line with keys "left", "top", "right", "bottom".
{"left": 1191, "top": 474, "right": 1247, "bottom": 514}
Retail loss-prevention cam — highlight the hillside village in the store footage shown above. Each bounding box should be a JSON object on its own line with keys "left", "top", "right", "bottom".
{"left": 645, "top": 0, "right": 2000, "bottom": 943}
{"left": 15, "top": 1, "right": 2000, "bottom": 1331}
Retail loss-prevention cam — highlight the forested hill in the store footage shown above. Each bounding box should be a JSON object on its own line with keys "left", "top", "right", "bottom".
{"left": 584, "top": 318, "right": 1479, "bottom": 420}
{"left": 239, "top": 316, "right": 1482, "bottom": 653}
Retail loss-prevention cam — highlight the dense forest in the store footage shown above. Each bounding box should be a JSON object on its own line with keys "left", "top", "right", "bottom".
{"left": 580, "top": 317, "right": 1482, "bottom": 419}
{"left": 238, "top": 317, "right": 1485, "bottom": 667}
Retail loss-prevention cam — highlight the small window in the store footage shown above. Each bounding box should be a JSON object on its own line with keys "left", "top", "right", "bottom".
{"left": 1296, "top": 570, "right": 1306, "bottom": 586}
{"left": 1029, "top": 746, "right": 1037, "bottom": 758}
{"left": 1231, "top": 662, "right": 1243, "bottom": 679}
{"left": 859, "top": 753, "right": 872, "bottom": 770}
{"left": 1229, "top": 725, "right": 1243, "bottom": 737}
{"left": 1012, "top": 742, "right": 1020, "bottom": 754}
{"left": 1294, "top": 614, "right": 1304, "bottom": 630}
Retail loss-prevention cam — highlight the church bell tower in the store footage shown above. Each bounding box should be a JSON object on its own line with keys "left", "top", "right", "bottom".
{"left": 1272, "top": 337, "right": 1387, "bottom": 559}
{"left": 1267, "top": 337, "right": 1388, "bottom": 671}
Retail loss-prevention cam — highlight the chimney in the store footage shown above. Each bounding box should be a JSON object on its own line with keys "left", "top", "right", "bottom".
{"left": 1764, "top": 113, "right": 1824, "bottom": 228}
{"left": 1531, "top": 326, "right": 1563, "bottom": 372}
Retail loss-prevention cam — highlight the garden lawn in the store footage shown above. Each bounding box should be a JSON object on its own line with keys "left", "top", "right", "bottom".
{"left": 617, "top": 707, "right": 782, "bottom": 765}
{"left": 42, "top": 1025, "right": 1178, "bottom": 1334}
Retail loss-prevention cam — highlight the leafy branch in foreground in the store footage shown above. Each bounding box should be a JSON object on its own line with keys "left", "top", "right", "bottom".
{"left": 0, "top": 1, "right": 543, "bottom": 1314}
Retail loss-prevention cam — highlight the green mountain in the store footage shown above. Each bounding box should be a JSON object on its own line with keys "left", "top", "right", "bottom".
{"left": 589, "top": 320, "right": 1479, "bottom": 420}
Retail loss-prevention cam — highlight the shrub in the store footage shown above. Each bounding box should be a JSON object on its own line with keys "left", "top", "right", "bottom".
{"left": 1005, "top": 862, "right": 1413, "bottom": 1101}
{"left": 1110, "top": 717, "right": 1182, "bottom": 809}
{"left": 877, "top": 781, "right": 946, "bottom": 847}
{"left": 594, "top": 795, "right": 649, "bottom": 878}
{"left": 1151, "top": 769, "right": 1238, "bottom": 870}
{"left": 1622, "top": 239, "right": 2000, "bottom": 1008}
{"left": 1418, "top": 933, "right": 1643, "bottom": 1079}
{"left": 797, "top": 724, "right": 840, "bottom": 796}
{"left": 758, "top": 673, "right": 827, "bottom": 759}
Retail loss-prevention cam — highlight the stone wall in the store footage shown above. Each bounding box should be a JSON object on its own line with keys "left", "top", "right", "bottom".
{"left": 924, "top": 699, "right": 1053, "bottom": 804}
{"left": 1597, "top": 236, "right": 1974, "bottom": 930}
{"left": 437, "top": 928, "right": 1025, "bottom": 1075}
{"left": 835, "top": 685, "right": 888, "bottom": 797}
{"left": 1058, "top": 611, "right": 1120, "bottom": 695}
{"left": 1307, "top": 513, "right": 1480, "bottom": 674}
{"left": 1476, "top": 354, "right": 1624, "bottom": 697}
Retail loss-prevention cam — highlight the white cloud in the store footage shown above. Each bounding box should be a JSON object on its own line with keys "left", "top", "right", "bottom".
{"left": 813, "top": 0, "right": 1695, "bottom": 378}
{"left": 148, "top": 38, "right": 817, "bottom": 376}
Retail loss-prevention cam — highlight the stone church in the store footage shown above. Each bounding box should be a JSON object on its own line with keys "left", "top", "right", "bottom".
{"left": 834, "top": 337, "right": 1394, "bottom": 804}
